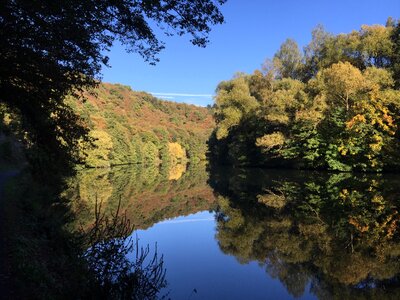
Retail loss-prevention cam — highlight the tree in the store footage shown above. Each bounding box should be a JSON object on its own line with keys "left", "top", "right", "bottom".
{"left": 303, "top": 24, "right": 331, "bottom": 80}
{"left": 321, "top": 62, "right": 364, "bottom": 112}
{"left": 84, "top": 130, "right": 113, "bottom": 168}
{"left": 390, "top": 22, "right": 400, "bottom": 88}
{"left": 273, "top": 38, "right": 303, "bottom": 79}
{"left": 248, "top": 70, "right": 273, "bottom": 103}
{"left": 210, "top": 19, "right": 400, "bottom": 172}
{"left": 168, "top": 142, "right": 186, "bottom": 164}
{"left": 214, "top": 76, "right": 259, "bottom": 139}
{"left": 360, "top": 25, "right": 394, "bottom": 68}
{"left": 0, "top": 0, "right": 226, "bottom": 173}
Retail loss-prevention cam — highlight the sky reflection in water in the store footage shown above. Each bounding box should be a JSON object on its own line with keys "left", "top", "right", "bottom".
{"left": 134, "top": 211, "right": 316, "bottom": 300}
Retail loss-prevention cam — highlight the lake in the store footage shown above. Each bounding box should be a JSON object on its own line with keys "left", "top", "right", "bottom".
{"left": 68, "top": 163, "right": 400, "bottom": 299}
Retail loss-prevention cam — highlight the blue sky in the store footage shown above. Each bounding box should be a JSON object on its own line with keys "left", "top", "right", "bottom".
{"left": 101, "top": 0, "right": 400, "bottom": 106}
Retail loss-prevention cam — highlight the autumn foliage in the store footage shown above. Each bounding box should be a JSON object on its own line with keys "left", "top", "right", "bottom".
{"left": 210, "top": 19, "right": 400, "bottom": 172}
{"left": 66, "top": 83, "right": 214, "bottom": 168}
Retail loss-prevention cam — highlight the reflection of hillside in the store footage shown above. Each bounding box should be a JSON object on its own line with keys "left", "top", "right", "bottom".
{"left": 210, "top": 167, "right": 400, "bottom": 299}
{"left": 67, "top": 163, "right": 217, "bottom": 231}
{"left": 168, "top": 164, "right": 186, "bottom": 180}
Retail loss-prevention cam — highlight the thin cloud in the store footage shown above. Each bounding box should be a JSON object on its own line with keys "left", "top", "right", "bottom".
{"left": 150, "top": 92, "right": 212, "bottom": 98}
{"left": 156, "top": 96, "right": 175, "bottom": 99}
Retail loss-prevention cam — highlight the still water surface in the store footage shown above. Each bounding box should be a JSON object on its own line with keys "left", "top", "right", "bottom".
{"left": 135, "top": 211, "right": 315, "bottom": 299}
{"left": 70, "top": 163, "right": 400, "bottom": 299}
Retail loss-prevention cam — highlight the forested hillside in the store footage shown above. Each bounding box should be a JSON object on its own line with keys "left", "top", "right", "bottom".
{"left": 210, "top": 19, "right": 400, "bottom": 172}
{"left": 66, "top": 83, "right": 215, "bottom": 168}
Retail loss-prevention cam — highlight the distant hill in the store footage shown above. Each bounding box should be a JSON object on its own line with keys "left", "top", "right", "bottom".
{"left": 66, "top": 83, "right": 215, "bottom": 167}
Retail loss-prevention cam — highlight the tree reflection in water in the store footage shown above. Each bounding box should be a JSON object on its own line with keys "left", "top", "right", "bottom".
{"left": 66, "top": 162, "right": 217, "bottom": 231}
{"left": 83, "top": 198, "right": 167, "bottom": 299}
{"left": 3, "top": 170, "right": 168, "bottom": 299}
{"left": 209, "top": 167, "right": 400, "bottom": 299}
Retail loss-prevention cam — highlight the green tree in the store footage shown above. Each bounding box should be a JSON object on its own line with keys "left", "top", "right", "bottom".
{"left": 273, "top": 38, "right": 303, "bottom": 79}
{"left": 214, "top": 76, "right": 259, "bottom": 139}
{"left": 360, "top": 24, "right": 394, "bottom": 68}
{"left": 303, "top": 24, "right": 331, "bottom": 80}
{"left": 143, "top": 141, "right": 160, "bottom": 165}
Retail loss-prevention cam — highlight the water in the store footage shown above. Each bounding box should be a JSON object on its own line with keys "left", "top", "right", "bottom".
{"left": 69, "top": 164, "right": 400, "bottom": 299}
{"left": 135, "top": 211, "right": 316, "bottom": 300}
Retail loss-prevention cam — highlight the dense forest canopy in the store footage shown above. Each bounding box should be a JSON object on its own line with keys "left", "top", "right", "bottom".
{"left": 67, "top": 83, "right": 215, "bottom": 167}
{"left": 0, "top": 0, "right": 225, "bottom": 174}
{"left": 210, "top": 18, "right": 400, "bottom": 172}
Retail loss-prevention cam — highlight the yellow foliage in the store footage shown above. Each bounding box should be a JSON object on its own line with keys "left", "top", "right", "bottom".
{"left": 360, "top": 25, "right": 393, "bottom": 62}
{"left": 168, "top": 164, "right": 186, "bottom": 180}
{"left": 257, "top": 192, "right": 286, "bottom": 209}
{"left": 369, "top": 134, "right": 384, "bottom": 153}
{"left": 349, "top": 217, "right": 369, "bottom": 233}
{"left": 214, "top": 76, "right": 259, "bottom": 139}
{"left": 322, "top": 61, "right": 364, "bottom": 110}
{"left": 84, "top": 130, "right": 113, "bottom": 167}
{"left": 256, "top": 132, "right": 285, "bottom": 151}
{"left": 339, "top": 188, "right": 349, "bottom": 200}
{"left": 338, "top": 145, "right": 348, "bottom": 156}
{"left": 78, "top": 169, "right": 113, "bottom": 206}
{"left": 168, "top": 142, "right": 186, "bottom": 164}
{"left": 363, "top": 67, "right": 394, "bottom": 90}
{"left": 2, "top": 113, "right": 12, "bottom": 126}
{"left": 216, "top": 106, "right": 242, "bottom": 139}
{"left": 346, "top": 114, "right": 366, "bottom": 129}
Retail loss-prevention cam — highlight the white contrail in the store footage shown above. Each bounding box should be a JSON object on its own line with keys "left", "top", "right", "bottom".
{"left": 150, "top": 92, "right": 212, "bottom": 98}
{"left": 156, "top": 96, "right": 175, "bottom": 99}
